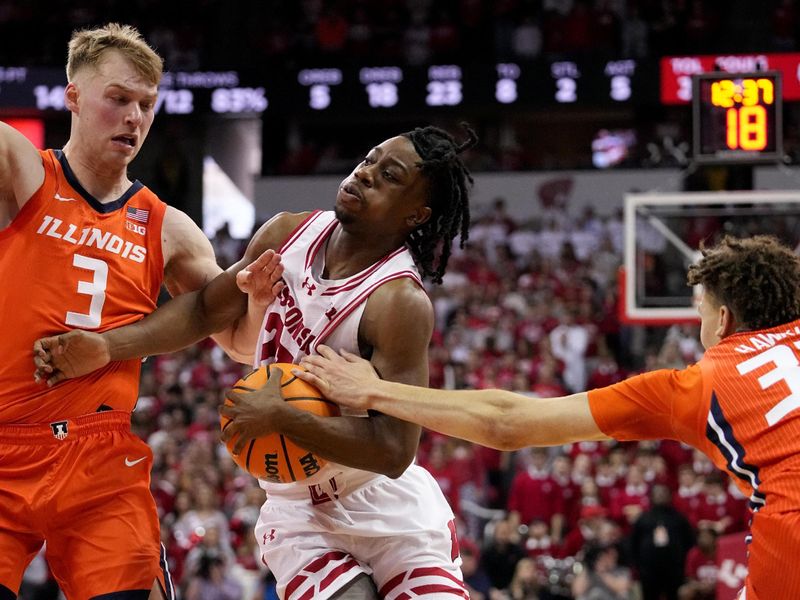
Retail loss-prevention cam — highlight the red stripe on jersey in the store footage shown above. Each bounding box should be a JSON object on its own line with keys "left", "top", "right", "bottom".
{"left": 304, "top": 218, "right": 338, "bottom": 271}
{"left": 295, "top": 588, "right": 315, "bottom": 600}
{"left": 380, "top": 567, "right": 467, "bottom": 598}
{"left": 410, "top": 584, "right": 470, "bottom": 598}
{"left": 304, "top": 550, "right": 348, "bottom": 574}
{"left": 279, "top": 210, "right": 322, "bottom": 255}
{"left": 322, "top": 246, "right": 409, "bottom": 295}
{"left": 313, "top": 272, "right": 423, "bottom": 351}
{"left": 379, "top": 572, "right": 406, "bottom": 597}
{"left": 284, "top": 574, "right": 308, "bottom": 599}
{"left": 409, "top": 566, "right": 468, "bottom": 588}
{"left": 319, "top": 558, "right": 360, "bottom": 591}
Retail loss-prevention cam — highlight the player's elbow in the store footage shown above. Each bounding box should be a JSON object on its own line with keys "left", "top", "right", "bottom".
{"left": 198, "top": 291, "right": 245, "bottom": 335}
{"left": 379, "top": 442, "right": 416, "bottom": 479}
{"left": 488, "top": 421, "right": 528, "bottom": 451}
{"left": 384, "top": 451, "right": 415, "bottom": 479}
{"left": 482, "top": 394, "right": 533, "bottom": 451}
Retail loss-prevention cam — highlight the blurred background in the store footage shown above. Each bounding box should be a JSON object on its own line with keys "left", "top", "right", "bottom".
{"left": 6, "top": 1, "right": 800, "bottom": 598}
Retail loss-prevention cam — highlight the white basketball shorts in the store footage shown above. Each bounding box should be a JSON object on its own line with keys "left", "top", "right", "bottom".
{"left": 255, "top": 464, "right": 468, "bottom": 600}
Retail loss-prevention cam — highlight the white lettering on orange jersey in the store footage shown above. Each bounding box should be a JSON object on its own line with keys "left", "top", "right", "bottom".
{"left": 35, "top": 215, "right": 147, "bottom": 263}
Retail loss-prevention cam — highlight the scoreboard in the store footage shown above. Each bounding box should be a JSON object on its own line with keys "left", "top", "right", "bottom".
{"left": 0, "top": 67, "right": 268, "bottom": 116}
{"left": 0, "top": 58, "right": 658, "bottom": 117}
{"left": 661, "top": 53, "right": 800, "bottom": 104}
{"left": 282, "top": 59, "right": 654, "bottom": 113}
{"left": 692, "top": 71, "right": 782, "bottom": 163}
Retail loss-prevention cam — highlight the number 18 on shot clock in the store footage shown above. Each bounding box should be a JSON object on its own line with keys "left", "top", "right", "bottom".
{"left": 692, "top": 71, "right": 783, "bottom": 163}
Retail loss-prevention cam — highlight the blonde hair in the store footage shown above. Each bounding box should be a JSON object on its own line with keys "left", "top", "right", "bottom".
{"left": 66, "top": 23, "right": 163, "bottom": 85}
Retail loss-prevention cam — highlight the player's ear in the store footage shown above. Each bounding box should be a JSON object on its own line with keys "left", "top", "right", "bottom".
{"left": 406, "top": 206, "right": 431, "bottom": 227}
{"left": 64, "top": 83, "right": 80, "bottom": 114}
{"left": 715, "top": 304, "right": 737, "bottom": 338}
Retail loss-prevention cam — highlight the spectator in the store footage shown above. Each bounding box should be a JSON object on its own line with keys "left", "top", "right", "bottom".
{"left": 679, "top": 528, "right": 718, "bottom": 600}
{"left": 481, "top": 518, "right": 527, "bottom": 591}
{"left": 461, "top": 538, "right": 493, "bottom": 600}
{"left": 507, "top": 557, "right": 541, "bottom": 599}
{"left": 571, "top": 542, "right": 635, "bottom": 600}
{"left": 630, "top": 484, "right": 695, "bottom": 600}
{"left": 184, "top": 553, "right": 242, "bottom": 600}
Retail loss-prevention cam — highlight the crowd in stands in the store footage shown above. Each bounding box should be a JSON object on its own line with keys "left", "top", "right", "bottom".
{"left": 3, "top": 0, "right": 797, "bottom": 70}
{"left": 21, "top": 198, "right": 760, "bottom": 599}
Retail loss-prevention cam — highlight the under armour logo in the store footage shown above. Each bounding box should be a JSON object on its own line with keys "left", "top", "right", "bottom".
{"left": 50, "top": 420, "right": 69, "bottom": 440}
{"left": 263, "top": 528, "right": 276, "bottom": 543}
{"left": 325, "top": 306, "right": 337, "bottom": 320}
{"left": 302, "top": 276, "right": 316, "bottom": 295}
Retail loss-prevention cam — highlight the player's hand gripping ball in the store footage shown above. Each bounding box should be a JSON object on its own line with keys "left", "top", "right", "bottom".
{"left": 220, "top": 363, "right": 340, "bottom": 482}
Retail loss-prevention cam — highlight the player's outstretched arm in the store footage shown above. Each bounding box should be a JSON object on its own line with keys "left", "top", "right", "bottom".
{"left": 298, "top": 346, "right": 611, "bottom": 450}
{"left": 32, "top": 260, "right": 276, "bottom": 385}
{"left": 160, "top": 207, "right": 285, "bottom": 363}
{"left": 33, "top": 213, "right": 299, "bottom": 384}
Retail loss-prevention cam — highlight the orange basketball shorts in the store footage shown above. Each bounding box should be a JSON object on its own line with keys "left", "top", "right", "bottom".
{"left": 743, "top": 509, "right": 800, "bottom": 600}
{"left": 0, "top": 411, "right": 173, "bottom": 600}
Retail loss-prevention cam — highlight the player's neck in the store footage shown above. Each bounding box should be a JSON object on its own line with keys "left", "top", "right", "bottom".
{"left": 62, "top": 143, "right": 133, "bottom": 204}
{"left": 324, "top": 227, "right": 403, "bottom": 279}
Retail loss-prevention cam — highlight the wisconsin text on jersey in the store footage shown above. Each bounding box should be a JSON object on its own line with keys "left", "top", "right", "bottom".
{"left": 260, "top": 285, "right": 317, "bottom": 360}
{"left": 36, "top": 215, "right": 147, "bottom": 263}
{"left": 733, "top": 326, "right": 800, "bottom": 353}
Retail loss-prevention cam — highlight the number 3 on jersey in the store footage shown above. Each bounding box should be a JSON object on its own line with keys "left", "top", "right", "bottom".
{"left": 65, "top": 254, "right": 108, "bottom": 328}
{"left": 737, "top": 342, "right": 800, "bottom": 426}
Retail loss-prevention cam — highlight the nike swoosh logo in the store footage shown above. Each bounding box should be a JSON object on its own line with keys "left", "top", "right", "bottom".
{"left": 124, "top": 456, "right": 147, "bottom": 467}
{"left": 54, "top": 193, "right": 76, "bottom": 202}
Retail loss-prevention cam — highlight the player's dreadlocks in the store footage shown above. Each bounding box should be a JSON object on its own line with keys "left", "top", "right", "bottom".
{"left": 402, "top": 123, "right": 477, "bottom": 284}
{"left": 687, "top": 234, "right": 800, "bottom": 331}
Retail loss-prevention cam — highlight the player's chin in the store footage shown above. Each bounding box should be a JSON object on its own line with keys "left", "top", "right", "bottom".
{"left": 333, "top": 201, "right": 357, "bottom": 225}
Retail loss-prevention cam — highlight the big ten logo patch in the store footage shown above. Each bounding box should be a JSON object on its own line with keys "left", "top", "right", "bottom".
{"left": 125, "top": 220, "right": 146, "bottom": 235}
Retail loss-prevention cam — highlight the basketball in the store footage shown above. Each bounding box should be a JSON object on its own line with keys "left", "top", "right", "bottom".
{"left": 220, "top": 363, "right": 340, "bottom": 483}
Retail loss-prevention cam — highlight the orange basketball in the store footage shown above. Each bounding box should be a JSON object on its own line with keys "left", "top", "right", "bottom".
{"left": 220, "top": 363, "right": 340, "bottom": 483}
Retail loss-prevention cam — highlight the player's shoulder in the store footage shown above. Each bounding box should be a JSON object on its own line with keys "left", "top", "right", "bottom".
{"left": 362, "top": 277, "right": 433, "bottom": 348}
{"left": 162, "top": 205, "right": 203, "bottom": 237}
{"left": 250, "top": 210, "right": 317, "bottom": 252}
{"left": 270, "top": 210, "right": 316, "bottom": 234}
{"left": 367, "top": 277, "right": 432, "bottom": 317}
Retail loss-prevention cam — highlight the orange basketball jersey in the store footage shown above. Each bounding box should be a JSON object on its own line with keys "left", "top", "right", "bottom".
{"left": 0, "top": 149, "right": 165, "bottom": 423}
{"left": 589, "top": 318, "right": 800, "bottom": 514}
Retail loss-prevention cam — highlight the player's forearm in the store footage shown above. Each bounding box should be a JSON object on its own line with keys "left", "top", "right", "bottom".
{"left": 212, "top": 296, "right": 265, "bottom": 364}
{"left": 364, "top": 384, "right": 605, "bottom": 450}
{"left": 106, "top": 273, "right": 245, "bottom": 360}
{"left": 363, "top": 382, "right": 528, "bottom": 450}
{"left": 277, "top": 409, "right": 417, "bottom": 477}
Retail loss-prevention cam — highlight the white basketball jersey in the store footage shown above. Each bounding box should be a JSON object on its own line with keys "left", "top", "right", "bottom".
{"left": 255, "top": 210, "right": 423, "bottom": 491}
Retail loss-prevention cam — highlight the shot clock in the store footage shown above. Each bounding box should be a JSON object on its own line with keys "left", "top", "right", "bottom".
{"left": 692, "top": 71, "right": 783, "bottom": 163}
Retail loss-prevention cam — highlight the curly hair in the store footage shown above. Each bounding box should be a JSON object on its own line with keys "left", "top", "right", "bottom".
{"left": 687, "top": 235, "right": 800, "bottom": 330}
{"left": 401, "top": 123, "right": 477, "bottom": 284}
